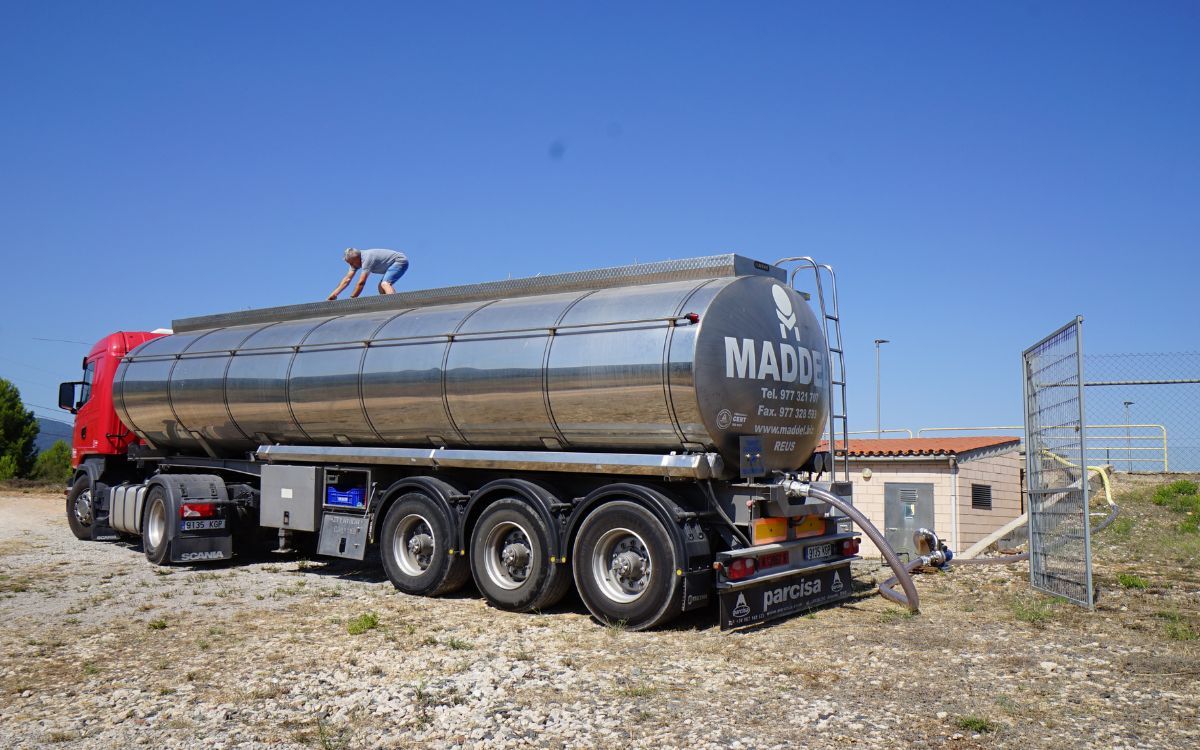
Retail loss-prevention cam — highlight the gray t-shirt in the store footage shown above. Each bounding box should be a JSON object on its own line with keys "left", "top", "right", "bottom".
{"left": 357, "top": 248, "right": 407, "bottom": 274}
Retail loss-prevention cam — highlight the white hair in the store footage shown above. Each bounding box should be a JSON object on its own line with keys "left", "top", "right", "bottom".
{"left": 344, "top": 247, "right": 361, "bottom": 262}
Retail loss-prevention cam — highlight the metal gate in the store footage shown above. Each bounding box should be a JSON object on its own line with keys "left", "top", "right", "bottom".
{"left": 1022, "top": 316, "right": 1095, "bottom": 608}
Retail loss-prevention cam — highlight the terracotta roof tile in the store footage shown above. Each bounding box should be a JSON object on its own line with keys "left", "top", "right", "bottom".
{"left": 817, "top": 436, "right": 1021, "bottom": 458}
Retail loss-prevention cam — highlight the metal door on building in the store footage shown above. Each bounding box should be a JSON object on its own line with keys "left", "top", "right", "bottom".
{"left": 884, "top": 483, "right": 934, "bottom": 561}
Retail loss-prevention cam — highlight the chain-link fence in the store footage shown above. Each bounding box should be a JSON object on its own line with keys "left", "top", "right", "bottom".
{"left": 1084, "top": 352, "right": 1200, "bottom": 472}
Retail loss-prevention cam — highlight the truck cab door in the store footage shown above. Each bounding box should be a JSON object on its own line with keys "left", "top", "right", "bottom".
{"left": 71, "top": 357, "right": 100, "bottom": 458}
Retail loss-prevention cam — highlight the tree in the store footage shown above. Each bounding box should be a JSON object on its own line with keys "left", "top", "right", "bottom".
{"left": 32, "top": 440, "right": 72, "bottom": 484}
{"left": 0, "top": 378, "right": 39, "bottom": 478}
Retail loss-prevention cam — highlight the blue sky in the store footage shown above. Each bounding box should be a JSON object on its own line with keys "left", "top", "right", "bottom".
{"left": 1, "top": 1, "right": 1196, "bottom": 438}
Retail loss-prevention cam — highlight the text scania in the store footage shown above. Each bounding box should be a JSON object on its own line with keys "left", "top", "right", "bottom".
{"left": 179, "top": 550, "right": 226, "bottom": 561}
{"left": 763, "top": 578, "right": 822, "bottom": 607}
{"left": 724, "top": 337, "right": 826, "bottom": 384}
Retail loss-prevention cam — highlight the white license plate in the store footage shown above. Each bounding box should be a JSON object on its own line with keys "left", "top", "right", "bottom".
{"left": 804, "top": 543, "right": 833, "bottom": 561}
{"left": 181, "top": 519, "right": 225, "bottom": 531}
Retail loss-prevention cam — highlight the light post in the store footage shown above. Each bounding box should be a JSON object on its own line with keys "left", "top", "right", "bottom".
{"left": 1123, "top": 400, "right": 1134, "bottom": 472}
{"left": 874, "top": 339, "right": 890, "bottom": 440}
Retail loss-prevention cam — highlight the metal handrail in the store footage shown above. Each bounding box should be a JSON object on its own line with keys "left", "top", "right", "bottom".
{"left": 914, "top": 424, "right": 1169, "bottom": 472}
{"left": 775, "top": 256, "right": 849, "bottom": 482}
{"left": 847, "top": 429, "right": 914, "bottom": 438}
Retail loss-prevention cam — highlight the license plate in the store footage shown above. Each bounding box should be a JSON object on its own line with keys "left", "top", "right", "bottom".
{"left": 719, "top": 564, "right": 852, "bottom": 629}
{"left": 181, "top": 519, "right": 225, "bottom": 531}
{"left": 804, "top": 543, "right": 833, "bottom": 561}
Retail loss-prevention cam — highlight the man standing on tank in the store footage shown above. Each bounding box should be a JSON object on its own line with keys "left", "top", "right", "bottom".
{"left": 328, "top": 248, "right": 409, "bottom": 299}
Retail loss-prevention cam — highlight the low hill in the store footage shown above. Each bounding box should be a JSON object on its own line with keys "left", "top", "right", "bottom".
{"left": 35, "top": 417, "right": 72, "bottom": 453}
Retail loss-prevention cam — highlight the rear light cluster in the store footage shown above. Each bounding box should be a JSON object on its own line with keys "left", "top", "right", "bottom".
{"left": 841, "top": 538, "right": 861, "bottom": 556}
{"left": 758, "top": 551, "right": 789, "bottom": 571}
{"left": 726, "top": 557, "right": 757, "bottom": 580}
{"left": 180, "top": 503, "right": 219, "bottom": 519}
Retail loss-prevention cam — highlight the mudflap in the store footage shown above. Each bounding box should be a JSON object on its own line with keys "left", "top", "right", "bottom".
{"left": 170, "top": 534, "right": 234, "bottom": 564}
{"left": 682, "top": 569, "right": 714, "bottom": 612}
{"left": 90, "top": 518, "right": 120, "bottom": 542}
{"left": 719, "top": 562, "right": 852, "bottom": 630}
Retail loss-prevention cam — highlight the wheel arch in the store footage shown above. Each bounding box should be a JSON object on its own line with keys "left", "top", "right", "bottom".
{"left": 72, "top": 456, "right": 108, "bottom": 490}
{"left": 566, "top": 483, "right": 691, "bottom": 575}
{"left": 372, "top": 476, "right": 465, "bottom": 547}
{"left": 461, "top": 478, "right": 564, "bottom": 560}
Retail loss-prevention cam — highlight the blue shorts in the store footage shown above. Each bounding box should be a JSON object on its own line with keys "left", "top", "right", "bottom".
{"left": 382, "top": 259, "right": 409, "bottom": 286}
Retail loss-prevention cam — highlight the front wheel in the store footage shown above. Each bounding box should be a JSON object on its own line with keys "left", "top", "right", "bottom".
{"left": 65, "top": 476, "right": 95, "bottom": 541}
{"left": 572, "top": 501, "right": 682, "bottom": 630}
{"left": 142, "top": 487, "right": 172, "bottom": 566}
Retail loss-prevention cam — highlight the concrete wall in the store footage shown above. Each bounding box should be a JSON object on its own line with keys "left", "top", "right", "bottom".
{"left": 955, "top": 451, "right": 1024, "bottom": 549}
{"left": 843, "top": 450, "right": 1023, "bottom": 556}
{"left": 843, "top": 459, "right": 956, "bottom": 557}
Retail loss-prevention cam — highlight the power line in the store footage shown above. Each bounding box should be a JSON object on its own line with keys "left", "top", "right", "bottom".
{"left": 24, "top": 402, "right": 63, "bottom": 412}
{"left": 32, "top": 337, "right": 90, "bottom": 345}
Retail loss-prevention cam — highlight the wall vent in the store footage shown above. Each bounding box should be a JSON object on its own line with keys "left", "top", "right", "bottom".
{"left": 971, "top": 483, "right": 993, "bottom": 510}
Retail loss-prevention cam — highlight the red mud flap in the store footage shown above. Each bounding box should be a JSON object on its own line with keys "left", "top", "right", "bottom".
{"left": 718, "top": 562, "right": 852, "bottom": 630}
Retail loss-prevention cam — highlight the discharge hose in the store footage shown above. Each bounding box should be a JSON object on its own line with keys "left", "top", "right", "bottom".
{"left": 802, "top": 484, "right": 921, "bottom": 613}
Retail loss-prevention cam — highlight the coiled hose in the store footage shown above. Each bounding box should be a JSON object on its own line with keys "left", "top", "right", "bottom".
{"left": 803, "top": 485, "right": 922, "bottom": 613}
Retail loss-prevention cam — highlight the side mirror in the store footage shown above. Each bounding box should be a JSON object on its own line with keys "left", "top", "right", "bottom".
{"left": 58, "top": 382, "right": 80, "bottom": 414}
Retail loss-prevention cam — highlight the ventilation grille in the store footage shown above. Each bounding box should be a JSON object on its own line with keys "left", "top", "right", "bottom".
{"left": 971, "top": 483, "right": 993, "bottom": 510}
{"left": 899, "top": 488, "right": 919, "bottom": 503}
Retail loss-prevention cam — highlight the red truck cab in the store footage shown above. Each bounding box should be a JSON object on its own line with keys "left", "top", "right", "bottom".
{"left": 59, "top": 331, "right": 166, "bottom": 467}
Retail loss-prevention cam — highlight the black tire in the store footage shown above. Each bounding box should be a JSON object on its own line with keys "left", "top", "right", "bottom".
{"left": 65, "top": 476, "right": 95, "bottom": 541}
{"left": 572, "top": 500, "right": 682, "bottom": 630}
{"left": 379, "top": 493, "right": 470, "bottom": 597}
{"left": 141, "top": 486, "right": 172, "bottom": 566}
{"left": 470, "top": 498, "right": 570, "bottom": 612}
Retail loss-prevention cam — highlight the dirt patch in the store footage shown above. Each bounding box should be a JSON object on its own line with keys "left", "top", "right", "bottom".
{"left": 0, "top": 477, "right": 1197, "bottom": 749}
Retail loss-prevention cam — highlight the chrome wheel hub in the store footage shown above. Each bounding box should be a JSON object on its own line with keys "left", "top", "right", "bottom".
{"left": 484, "top": 521, "right": 533, "bottom": 590}
{"left": 592, "top": 527, "right": 652, "bottom": 603}
{"left": 395, "top": 514, "right": 436, "bottom": 577}
{"left": 74, "top": 489, "right": 93, "bottom": 526}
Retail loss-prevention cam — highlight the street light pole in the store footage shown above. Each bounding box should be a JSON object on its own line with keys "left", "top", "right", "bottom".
{"left": 1123, "top": 400, "right": 1134, "bottom": 472}
{"left": 874, "top": 339, "right": 890, "bottom": 440}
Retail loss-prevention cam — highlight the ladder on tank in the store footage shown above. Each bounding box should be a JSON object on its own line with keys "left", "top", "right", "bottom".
{"left": 775, "top": 257, "right": 850, "bottom": 483}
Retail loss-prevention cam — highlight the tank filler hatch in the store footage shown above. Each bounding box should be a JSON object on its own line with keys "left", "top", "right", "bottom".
{"left": 172, "top": 254, "right": 786, "bottom": 333}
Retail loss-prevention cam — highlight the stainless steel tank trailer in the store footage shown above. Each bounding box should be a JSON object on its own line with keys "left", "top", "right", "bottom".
{"left": 58, "top": 254, "right": 919, "bottom": 629}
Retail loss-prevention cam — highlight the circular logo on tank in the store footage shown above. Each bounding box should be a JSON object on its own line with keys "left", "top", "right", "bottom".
{"left": 691, "top": 276, "right": 830, "bottom": 473}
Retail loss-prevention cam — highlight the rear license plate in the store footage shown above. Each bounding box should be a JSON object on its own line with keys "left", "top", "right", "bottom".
{"left": 181, "top": 519, "right": 225, "bottom": 531}
{"left": 804, "top": 543, "right": 833, "bottom": 561}
{"left": 719, "top": 564, "right": 852, "bottom": 630}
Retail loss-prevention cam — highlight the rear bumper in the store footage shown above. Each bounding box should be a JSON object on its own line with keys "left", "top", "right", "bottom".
{"left": 718, "top": 560, "right": 853, "bottom": 629}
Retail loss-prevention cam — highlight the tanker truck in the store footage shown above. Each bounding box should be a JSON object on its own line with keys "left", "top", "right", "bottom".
{"left": 58, "top": 254, "right": 863, "bottom": 630}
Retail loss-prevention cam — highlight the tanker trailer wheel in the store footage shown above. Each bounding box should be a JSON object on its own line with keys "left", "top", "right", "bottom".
{"left": 379, "top": 493, "right": 470, "bottom": 597}
{"left": 141, "top": 486, "right": 173, "bottom": 566}
{"left": 66, "top": 476, "right": 99, "bottom": 541}
{"left": 573, "top": 501, "right": 682, "bottom": 630}
{"left": 470, "top": 498, "right": 570, "bottom": 612}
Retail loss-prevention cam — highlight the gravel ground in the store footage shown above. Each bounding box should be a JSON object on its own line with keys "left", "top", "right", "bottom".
{"left": 1, "top": 478, "right": 1197, "bottom": 750}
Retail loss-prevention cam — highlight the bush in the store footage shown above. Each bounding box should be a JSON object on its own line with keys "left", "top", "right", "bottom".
{"left": 347, "top": 612, "right": 379, "bottom": 635}
{"left": 1150, "top": 481, "right": 1200, "bottom": 533}
{"left": 955, "top": 715, "right": 998, "bottom": 733}
{"left": 31, "top": 441, "right": 72, "bottom": 484}
{"left": 1117, "top": 573, "right": 1148, "bottom": 589}
{"left": 0, "top": 454, "right": 16, "bottom": 482}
